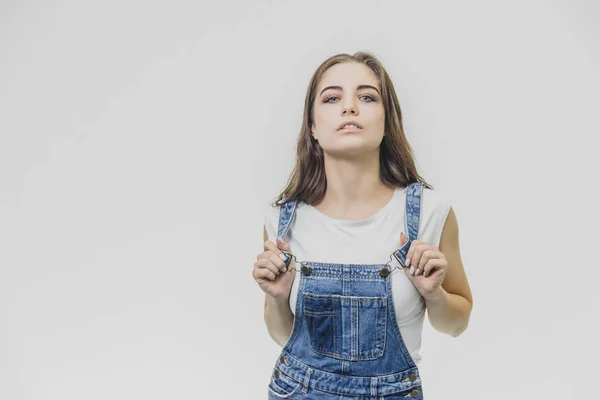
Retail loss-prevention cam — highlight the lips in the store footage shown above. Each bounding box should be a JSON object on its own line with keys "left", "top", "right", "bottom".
{"left": 337, "top": 121, "right": 363, "bottom": 130}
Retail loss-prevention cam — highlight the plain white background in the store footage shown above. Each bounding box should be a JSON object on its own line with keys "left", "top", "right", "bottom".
{"left": 1, "top": 0, "right": 598, "bottom": 399}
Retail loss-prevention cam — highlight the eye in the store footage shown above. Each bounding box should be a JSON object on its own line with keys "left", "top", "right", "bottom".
{"left": 324, "top": 95, "right": 375, "bottom": 103}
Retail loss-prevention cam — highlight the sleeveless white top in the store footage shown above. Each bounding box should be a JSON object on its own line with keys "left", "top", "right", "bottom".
{"left": 263, "top": 186, "right": 451, "bottom": 365}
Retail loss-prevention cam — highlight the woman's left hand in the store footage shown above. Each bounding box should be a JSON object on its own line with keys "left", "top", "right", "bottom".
{"left": 400, "top": 232, "right": 447, "bottom": 299}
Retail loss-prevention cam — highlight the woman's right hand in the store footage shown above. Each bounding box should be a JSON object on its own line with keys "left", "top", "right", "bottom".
{"left": 253, "top": 238, "right": 296, "bottom": 302}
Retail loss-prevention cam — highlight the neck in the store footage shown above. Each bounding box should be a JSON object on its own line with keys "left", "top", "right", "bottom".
{"left": 318, "top": 150, "right": 392, "bottom": 211}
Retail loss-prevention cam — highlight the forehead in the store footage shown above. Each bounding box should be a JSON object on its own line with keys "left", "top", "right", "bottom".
{"left": 318, "top": 62, "right": 379, "bottom": 90}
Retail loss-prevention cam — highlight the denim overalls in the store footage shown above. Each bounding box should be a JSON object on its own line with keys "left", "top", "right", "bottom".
{"left": 267, "top": 182, "right": 426, "bottom": 400}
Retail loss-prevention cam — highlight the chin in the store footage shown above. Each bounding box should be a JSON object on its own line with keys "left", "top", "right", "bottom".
{"left": 326, "top": 143, "right": 380, "bottom": 157}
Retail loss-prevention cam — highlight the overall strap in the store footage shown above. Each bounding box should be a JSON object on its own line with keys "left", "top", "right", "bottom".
{"left": 393, "top": 182, "right": 425, "bottom": 266}
{"left": 276, "top": 197, "right": 298, "bottom": 242}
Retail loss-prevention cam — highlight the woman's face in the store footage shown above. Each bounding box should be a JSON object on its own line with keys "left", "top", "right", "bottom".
{"left": 311, "top": 62, "right": 385, "bottom": 157}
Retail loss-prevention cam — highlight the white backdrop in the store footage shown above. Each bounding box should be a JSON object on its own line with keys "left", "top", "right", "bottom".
{"left": 1, "top": 1, "right": 598, "bottom": 399}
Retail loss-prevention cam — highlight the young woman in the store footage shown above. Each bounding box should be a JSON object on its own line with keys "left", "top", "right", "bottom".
{"left": 252, "top": 52, "right": 473, "bottom": 399}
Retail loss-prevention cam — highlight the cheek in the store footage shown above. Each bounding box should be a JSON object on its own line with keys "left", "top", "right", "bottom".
{"left": 313, "top": 108, "right": 337, "bottom": 130}
{"left": 366, "top": 106, "right": 385, "bottom": 123}
{"left": 366, "top": 110, "right": 386, "bottom": 134}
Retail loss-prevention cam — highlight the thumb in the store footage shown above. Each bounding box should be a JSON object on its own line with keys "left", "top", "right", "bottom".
{"left": 400, "top": 231, "right": 408, "bottom": 246}
{"left": 276, "top": 237, "right": 291, "bottom": 251}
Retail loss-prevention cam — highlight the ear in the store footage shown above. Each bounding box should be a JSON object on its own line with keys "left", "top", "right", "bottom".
{"left": 311, "top": 123, "right": 317, "bottom": 140}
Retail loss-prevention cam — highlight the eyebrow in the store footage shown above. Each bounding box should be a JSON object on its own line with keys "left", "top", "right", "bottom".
{"left": 319, "top": 85, "right": 380, "bottom": 96}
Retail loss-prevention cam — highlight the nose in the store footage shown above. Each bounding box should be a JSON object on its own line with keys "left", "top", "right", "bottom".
{"left": 341, "top": 99, "right": 358, "bottom": 115}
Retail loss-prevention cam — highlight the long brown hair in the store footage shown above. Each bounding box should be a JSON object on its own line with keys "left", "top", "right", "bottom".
{"left": 272, "top": 51, "right": 432, "bottom": 207}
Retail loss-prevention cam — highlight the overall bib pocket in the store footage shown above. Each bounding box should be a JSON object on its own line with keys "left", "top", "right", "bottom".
{"left": 302, "top": 291, "right": 387, "bottom": 361}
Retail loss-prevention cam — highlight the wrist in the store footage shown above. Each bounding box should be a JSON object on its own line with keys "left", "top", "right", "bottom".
{"left": 423, "top": 286, "right": 447, "bottom": 302}
{"left": 266, "top": 294, "right": 290, "bottom": 307}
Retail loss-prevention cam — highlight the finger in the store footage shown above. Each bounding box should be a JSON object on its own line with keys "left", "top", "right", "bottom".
{"left": 257, "top": 250, "right": 289, "bottom": 273}
{"left": 264, "top": 240, "right": 288, "bottom": 263}
{"left": 257, "top": 250, "right": 280, "bottom": 261}
{"left": 416, "top": 248, "right": 436, "bottom": 275}
{"left": 255, "top": 259, "right": 280, "bottom": 277}
{"left": 405, "top": 240, "right": 422, "bottom": 269}
{"left": 276, "top": 237, "right": 291, "bottom": 252}
{"left": 423, "top": 258, "right": 443, "bottom": 277}
{"left": 407, "top": 241, "right": 426, "bottom": 274}
{"left": 404, "top": 264, "right": 415, "bottom": 279}
{"left": 254, "top": 265, "right": 277, "bottom": 281}
{"left": 265, "top": 252, "right": 288, "bottom": 273}
{"left": 276, "top": 238, "right": 293, "bottom": 270}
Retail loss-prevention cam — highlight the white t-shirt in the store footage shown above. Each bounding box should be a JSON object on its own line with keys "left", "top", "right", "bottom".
{"left": 263, "top": 186, "right": 451, "bottom": 365}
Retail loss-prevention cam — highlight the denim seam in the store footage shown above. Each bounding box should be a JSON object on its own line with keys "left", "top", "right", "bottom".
{"left": 303, "top": 292, "right": 387, "bottom": 302}
{"left": 300, "top": 262, "right": 393, "bottom": 267}
{"left": 269, "top": 369, "right": 303, "bottom": 398}
{"left": 275, "top": 379, "right": 420, "bottom": 398}
{"left": 268, "top": 383, "right": 302, "bottom": 399}
{"left": 271, "top": 380, "right": 298, "bottom": 396}
{"left": 305, "top": 276, "right": 386, "bottom": 281}
{"left": 282, "top": 276, "right": 307, "bottom": 352}
{"left": 304, "top": 310, "right": 335, "bottom": 316}
{"left": 282, "top": 351, "right": 419, "bottom": 380}
{"left": 385, "top": 277, "right": 417, "bottom": 367}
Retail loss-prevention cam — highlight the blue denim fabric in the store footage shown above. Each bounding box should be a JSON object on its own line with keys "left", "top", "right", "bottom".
{"left": 277, "top": 200, "right": 298, "bottom": 242}
{"left": 268, "top": 182, "right": 426, "bottom": 400}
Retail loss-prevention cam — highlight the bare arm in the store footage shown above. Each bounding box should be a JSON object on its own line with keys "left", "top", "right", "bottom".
{"left": 263, "top": 226, "right": 294, "bottom": 347}
{"left": 425, "top": 207, "right": 473, "bottom": 337}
